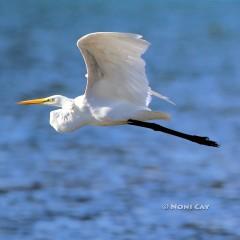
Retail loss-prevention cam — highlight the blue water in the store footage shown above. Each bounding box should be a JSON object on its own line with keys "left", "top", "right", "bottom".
{"left": 0, "top": 1, "right": 240, "bottom": 239}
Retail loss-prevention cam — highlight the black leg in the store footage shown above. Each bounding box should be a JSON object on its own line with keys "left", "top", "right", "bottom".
{"left": 127, "top": 119, "right": 219, "bottom": 147}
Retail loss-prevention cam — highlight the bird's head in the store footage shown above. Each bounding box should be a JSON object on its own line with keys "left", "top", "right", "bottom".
{"left": 17, "top": 95, "right": 70, "bottom": 108}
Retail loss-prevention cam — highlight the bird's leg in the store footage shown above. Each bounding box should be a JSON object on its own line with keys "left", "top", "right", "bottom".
{"left": 127, "top": 119, "right": 219, "bottom": 147}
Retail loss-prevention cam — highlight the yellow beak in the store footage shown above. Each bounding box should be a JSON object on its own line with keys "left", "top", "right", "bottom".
{"left": 17, "top": 98, "right": 49, "bottom": 105}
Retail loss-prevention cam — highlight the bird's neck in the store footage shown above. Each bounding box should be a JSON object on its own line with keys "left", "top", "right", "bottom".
{"left": 73, "top": 95, "right": 87, "bottom": 108}
{"left": 57, "top": 96, "right": 74, "bottom": 108}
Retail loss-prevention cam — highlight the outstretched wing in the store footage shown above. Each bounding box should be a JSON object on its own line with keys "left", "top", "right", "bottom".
{"left": 77, "top": 32, "right": 151, "bottom": 107}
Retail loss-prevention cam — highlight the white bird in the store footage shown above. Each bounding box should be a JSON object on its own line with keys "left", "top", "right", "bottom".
{"left": 18, "top": 32, "right": 218, "bottom": 147}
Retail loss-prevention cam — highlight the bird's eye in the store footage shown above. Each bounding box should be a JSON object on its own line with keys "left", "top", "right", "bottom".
{"left": 46, "top": 98, "right": 54, "bottom": 102}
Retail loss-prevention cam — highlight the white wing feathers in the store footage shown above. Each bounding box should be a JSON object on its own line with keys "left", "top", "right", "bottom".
{"left": 77, "top": 32, "right": 172, "bottom": 107}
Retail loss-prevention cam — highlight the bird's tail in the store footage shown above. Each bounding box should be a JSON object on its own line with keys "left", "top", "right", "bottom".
{"left": 151, "top": 90, "right": 175, "bottom": 105}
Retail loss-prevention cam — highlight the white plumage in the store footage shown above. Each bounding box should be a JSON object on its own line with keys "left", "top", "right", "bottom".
{"left": 18, "top": 32, "right": 173, "bottom": 133}
{"left": 78, "top": 32, "right": 151, "bottom": 107}
{"left": 18, "top": 33, "right": 220, "bottom": 148}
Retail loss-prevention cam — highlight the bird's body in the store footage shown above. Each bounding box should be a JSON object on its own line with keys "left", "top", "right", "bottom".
{"left": 18, "top": 32, "right": 219, "bottom": 147}
{"left": 19, "top": 32, "right": 171, "bottom": 132}
{"left": 49, "top": 93, "right": 169, "bottom": 133}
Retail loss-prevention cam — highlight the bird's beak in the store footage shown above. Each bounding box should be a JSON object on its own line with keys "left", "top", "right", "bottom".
{"left": 17, "top": 97, "right": 49, "bottom": 105}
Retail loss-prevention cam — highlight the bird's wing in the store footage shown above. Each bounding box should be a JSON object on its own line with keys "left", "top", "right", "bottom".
{"left": 77, "top": 32, "right": 151, "bottom": 107}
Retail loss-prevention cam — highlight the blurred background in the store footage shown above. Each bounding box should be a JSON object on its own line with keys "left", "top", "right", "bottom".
{"left": 0, "top": 0, "right": 240, "bottom": 239}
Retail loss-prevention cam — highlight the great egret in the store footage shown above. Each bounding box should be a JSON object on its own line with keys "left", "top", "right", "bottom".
{"left": 18, "top": 32, "right": 219, "bottom": 147}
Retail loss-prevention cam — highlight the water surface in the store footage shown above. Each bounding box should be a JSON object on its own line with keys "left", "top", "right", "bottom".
{"left": 0, "top": 1, "right": 240, "bottom": 239}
